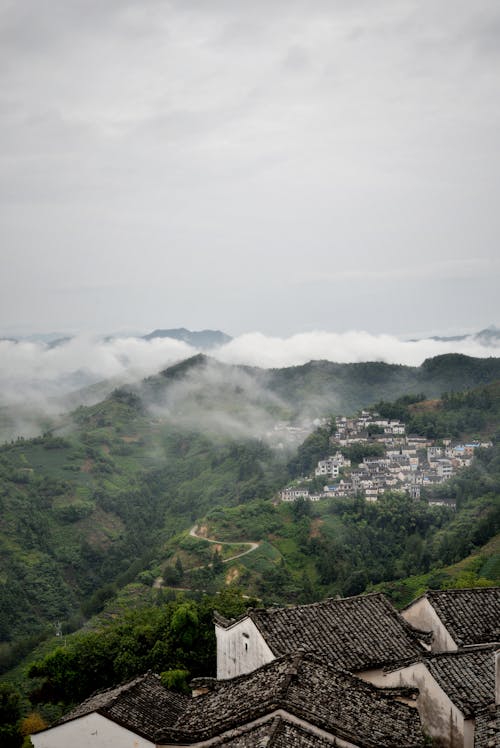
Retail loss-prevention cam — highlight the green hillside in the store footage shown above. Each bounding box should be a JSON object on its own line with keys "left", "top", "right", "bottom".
{"left": 165, "top": 480, "right": 499, "bottom": 605}
{"left": 265, "top": 353, "right": 500, "bottom": 416}
{"left": 1, "top": 354, "right": 500, "bottom": 675}
{"left": 374, "top": 532, "right": 500, "bottom": 606}
{"left": 0, "top": 360, "right": 500, "bottom": 746}
{"left": 0, "top": 389, "right": 287, "bottom": 671}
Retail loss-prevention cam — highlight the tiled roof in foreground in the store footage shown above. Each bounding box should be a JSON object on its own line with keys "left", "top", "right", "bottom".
{"left": 414, "top": 588, "right": 500, "bottom": 646}
{"left": 56, "top": 671, "right": 187, "bottom": 741}
{"left": 474, "top": 704, "right": 500, "bottom": 748}
{"left": 424, "top": 647, "right": 496, "bottom": 718}
{"left": 157, "top": 652, "right": 425, "bottom": 747}
{"left": 194, "top": 716, "right": 335, "bottom": 747}
{"left": 219, "top": 592, "right": 429, "bottom": 671}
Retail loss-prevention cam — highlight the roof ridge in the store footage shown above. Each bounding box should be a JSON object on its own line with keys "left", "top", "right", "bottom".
{"left": 253, "top": 591, "right": 386, "bottom": 616}
{"left": 428, "top": 586, "right": 500, "bottom": 596}
{"left": 158, "top": 655, "right": 426, "bottom": 747}
{"left": 426, "top": 646, "right": 496, "bottom": 661}
{"left": 80, "top": 671, "right": 153, "bottom": 710}
{"left": 402, "top": 586, "right": 500, "bottom": 612}
{"left": 266, "top": 715, "right": 284, "bottom": 746}
{"left": 279, "top": 653, "right": 304, "bottom": 700}
{"left": 187, "top": 653, "right": 309, "bottom": 693}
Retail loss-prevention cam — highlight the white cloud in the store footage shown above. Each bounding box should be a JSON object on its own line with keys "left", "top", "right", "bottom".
{"left": 0, "top": 328, "right": 498, "bottom": 441}
{"left": 0, "top": 335, "right": 195, "bottom": 406}
{"left": 212, "top": 331, "right": 500, "bottom": 368}
{"left": 1, "top": 329, "right": 498, "bottom": 406}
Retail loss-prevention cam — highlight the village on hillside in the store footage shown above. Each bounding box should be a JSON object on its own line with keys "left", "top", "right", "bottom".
{"left": 280, "top": 411, "right": 492, "bottom": 504}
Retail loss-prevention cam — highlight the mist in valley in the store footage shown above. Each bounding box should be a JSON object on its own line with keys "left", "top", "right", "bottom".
{"left": 1, "top": 328, "right": 499, "bottom": 443}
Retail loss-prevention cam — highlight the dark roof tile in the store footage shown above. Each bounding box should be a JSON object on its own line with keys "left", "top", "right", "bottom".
{"left": 196, "top": 716, "right": 334, "bottom": 747}
{"left": 474, "top": 704, "right": 500, "bottom": 748}
{"left": 57, "top": 672, "right": 187, "bottom": 740}
{"left": 424, "top": 648, "right": 496, "bottom": 718}
{"left": 158, "top": 652, "right": 425, "bottom": 747}
{"left": 424, "top": 588, "right": 500, "bottom": 646}
{"left": 245, "top": 593, "right": 428, "bottom": 670}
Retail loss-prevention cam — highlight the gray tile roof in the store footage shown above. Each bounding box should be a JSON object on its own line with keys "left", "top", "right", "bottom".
{"left": 423, "top": 588, "right": 500, "bottom": 646}
{"left": 157, "top": 652, "right": 426, "bottom": 747}
{"left": 195, "top": 716, "right": 335, "bottom": 747}
{"left": 232, "top": 593, "right": 429, "bottom": 670}
{"left": 56, "top": 671, "right": 187, "bottom": 740}
{"left": 474, "top": 704, "right": 500, "bottom": 748}
{"left": 424, "top": 648, "right": 496, "bottom": 718}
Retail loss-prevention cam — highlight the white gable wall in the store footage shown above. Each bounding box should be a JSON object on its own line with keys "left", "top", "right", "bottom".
{"left": 402, "top": 597, "right": 457, "bottom": 652}
{"left": 31, "top": 712, "right": 155, "bottom": 748}
{"left": 216, "top": 617, "right": 275, "bottom": 679}
{"left": 360, "top": 662, "right": 471, "bottom": 748}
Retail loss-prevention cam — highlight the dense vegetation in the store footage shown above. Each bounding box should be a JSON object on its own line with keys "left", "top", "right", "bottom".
{"left": 373, "top": 380, "right": 500, "bottom": 440}
{"left": 195, "top": 456, "right": 499, "bottom": 605}
{"left": 0, "top": 390, "right": 287, "bottom": 671}
{"left": 1, "top": 354, "right": 500, "bottom": 744}
{"left": 264, "top": 353, "right": 500, "bottom": 416}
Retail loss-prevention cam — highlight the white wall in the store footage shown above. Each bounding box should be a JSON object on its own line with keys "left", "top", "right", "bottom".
{"left": 32, "top": 712, "right": 154, "bottom": 748}
{"left": 496, "top": 651, "right": 500, "bottom": 706}
{"left": 402, "top": 597, "right": 457, "bottom": 652}
{"left": 216, "top": 617, "right": 275, "bottom": 679}
{"left": 360, "top": 662, "right": 469, "bottom": 748}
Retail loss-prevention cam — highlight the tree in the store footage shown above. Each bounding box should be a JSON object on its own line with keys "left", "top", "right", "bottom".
{"left": 160, "top": 669, "right": 190, "bottom": 693}
{"left": 20, "top": 713, "right": 47, "bottom": 738}
{"left": 0, "top": 683, "right": 22, "bottom": 748}
{"left": 212, "top": 549, "right": 224, "bottom": 576}
{"left": 175, "top": 556, "right": 184, "bottom": 581}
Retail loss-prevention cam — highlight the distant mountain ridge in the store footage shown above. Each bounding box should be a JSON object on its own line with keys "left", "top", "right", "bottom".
{"left": 1, "top": 327, "right": 233, "bottom": 350}
{"left": 423, "top": 325, "right": 500, "bottom": 346}
{"left": 141, "top": 328, "right": 232, "bottom": 348}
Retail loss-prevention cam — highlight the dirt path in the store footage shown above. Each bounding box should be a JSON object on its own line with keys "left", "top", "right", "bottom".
{"left": 153, "top": 525, "right": 260, "bottom": 589}
{"left": 189, "top": 524, "right": 260, "bottom": 562}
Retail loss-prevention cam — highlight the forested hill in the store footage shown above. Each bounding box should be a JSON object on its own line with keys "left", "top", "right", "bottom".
{"left": 0, "top": 353, "right": 500, "bottom": 677}
{"left": 143, "top": 352, "right": 500, "bottom": 418}
{"left": 2, "top": 352, "right": 500, "bottom": 445}
{"left": 263, "top": 353, "right": 500, "bottom": 415}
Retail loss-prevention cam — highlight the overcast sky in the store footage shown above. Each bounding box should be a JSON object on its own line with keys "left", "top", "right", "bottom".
{"left": 1, "top": 0, "right": 499, "bottom": 338}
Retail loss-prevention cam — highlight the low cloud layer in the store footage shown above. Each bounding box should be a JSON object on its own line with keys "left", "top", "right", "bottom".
{"left": 146, "top": 357, "right": 294, "bottom": 446}
{"left": 0, "top": 335, "right": 194, "bottom": 407}
{"left": 0, "top": 328, "right": 498, "bottom": 442}
{"left": 1, "top": 328, "right": 499, "bottom": 406}
{"left": 212, "top": 331, "right": 500, "bottom": 368}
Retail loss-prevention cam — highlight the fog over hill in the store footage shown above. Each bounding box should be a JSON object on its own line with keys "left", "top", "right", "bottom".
{"left": 1, "top": 327, "right": 500, "bottom": 443}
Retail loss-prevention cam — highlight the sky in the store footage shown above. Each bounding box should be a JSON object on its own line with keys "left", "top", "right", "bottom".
{"left": 1, "top": 0, "right": 500, "bottom": 338}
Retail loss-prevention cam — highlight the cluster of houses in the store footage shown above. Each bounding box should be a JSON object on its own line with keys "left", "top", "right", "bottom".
{"left": 32, "top": 586, "right": 500, "bottom": 747}
{"left": 280, "top": 411, "right": 492, "bottom": 504}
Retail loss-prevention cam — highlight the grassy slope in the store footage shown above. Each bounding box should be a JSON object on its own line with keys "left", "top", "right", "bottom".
{"left": 373, "top": 533, "right": 500, "bottom": 607}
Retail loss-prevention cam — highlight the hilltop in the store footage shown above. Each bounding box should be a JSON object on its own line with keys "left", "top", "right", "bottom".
{"left": 141, "top": 328, "right": 232, "bottom": 348}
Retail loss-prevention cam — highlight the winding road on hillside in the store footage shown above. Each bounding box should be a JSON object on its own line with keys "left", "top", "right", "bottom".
{"left": 189, "top": 524, "right": 260, "bottom": 562}
{"left": 153, "top": 525, "right": 260, "bottom": 589}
